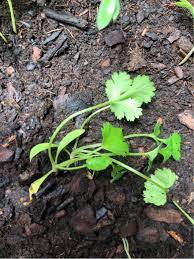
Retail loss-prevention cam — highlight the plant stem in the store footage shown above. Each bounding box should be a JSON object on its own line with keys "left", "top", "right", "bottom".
{"left": 0, "top": 32, "right": 8, "bottom": 43}
{"left": 172, "top": 199, "right": 194, "bottom": 225}
{"left": 56, "top": 164, "right": 86, "bottom": 171}
{"left": 111, "top": 158, "right": 166, "bottom": 191}
{"left": 7, "top": 0, "right": 17, "bottom": 33}
{"left": 122, "top": 238, "right": 132, "bottom": 259}
{"left": 73, "top": 106, "right": 110, "bottom": 150}
{"left": 125, "top": 133, "right": 158, "bottom": 142}
{"left": 48, "top": 101, "right": 110, "bottom": 167}
{"left": 179, "top": 45, "right": 194, "bottom": 65}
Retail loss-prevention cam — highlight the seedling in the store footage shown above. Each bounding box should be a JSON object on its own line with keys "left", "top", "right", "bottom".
{"left": 96, "top": 0, "right": 120, "bottom": 30}
{"left": 29, "top": 71, "right": 181, "bottom": 208}
{"left": 122, "top": 238, "right": 132, "bottom": 259}
{"left": 0, "top": 0, "right": 17, "bottom": 43}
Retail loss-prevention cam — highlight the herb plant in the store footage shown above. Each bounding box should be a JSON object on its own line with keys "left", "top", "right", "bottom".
{"left": 96, "top": 0, "right": 121, "bottom": 30}
{"left": 29, "top": 71, "right": 181, "bottom": 208}
{"left": 0, "top": 0, "right": 17, "bottom": 43}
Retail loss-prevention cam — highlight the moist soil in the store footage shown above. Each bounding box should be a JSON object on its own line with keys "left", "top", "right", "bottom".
{"left": 0, "top": 0, "right": 193, "bottom": 258}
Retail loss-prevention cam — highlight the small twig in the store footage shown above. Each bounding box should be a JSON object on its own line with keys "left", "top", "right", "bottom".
{"left": 179, "top": 45, "right": 194, "bottom": 65}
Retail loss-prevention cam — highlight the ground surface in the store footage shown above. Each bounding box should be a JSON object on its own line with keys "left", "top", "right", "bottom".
{"left": 0, "top": 0, "right": 193, "bottom": 258}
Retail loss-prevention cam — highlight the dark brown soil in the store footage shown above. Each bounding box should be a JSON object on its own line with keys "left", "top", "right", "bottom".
{"left": 0, "top": 0, "right": 193, "bottom": 258}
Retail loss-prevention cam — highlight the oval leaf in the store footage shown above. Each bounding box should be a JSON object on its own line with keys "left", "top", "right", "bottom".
{"left": 56, "top": 129, "right": 85, "bottom": 160}
{"left": 30, "top": 143, "right": 57, "bottom": 161}
{"left": 86, "top": 156, "right": 112, "bottom": 171}
{"left": 97, "top": 0, "right": 119, "bottom": 30}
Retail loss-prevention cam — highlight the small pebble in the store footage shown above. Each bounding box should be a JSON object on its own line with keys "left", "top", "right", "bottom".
{"left": 167, "top": 29, "right": 181, "bottom": 43}
{"left": 174, "top": 66, "right": 183, "bottom": 79}
{"left": 143, "top": 40, "right": 153, "bottom": 49}
{"left": 105, "top": 30, "right": 125, "bottom": 47}
{"left": 167, "top": 76, "right": 179, "bottom": 85}
{"left": 26, "top": 63, "right": 36, "bottom": 71}
{"left": 96, "top": 207, "right": 108, "bottom": 220}
{"left": 146, "top": 32, "right": 158, "bottom": 41}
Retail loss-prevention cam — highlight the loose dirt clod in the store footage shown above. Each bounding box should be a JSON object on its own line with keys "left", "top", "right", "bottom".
{"left": 105, "top": 30, "right": 125, "bottom": 47}
{"left": 0, "top": 146, "right": 14, "bottom": 163}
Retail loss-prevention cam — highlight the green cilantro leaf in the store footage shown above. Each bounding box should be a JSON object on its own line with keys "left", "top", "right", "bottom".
{"left": 97, "top": 0, "right": 120, "bottom": 30}
{"left": 111, "top": 164, "right": 127, "bottom": 182}
{"left": 86, "top": 155, "right": 112, "bottom": 171}
{"left": 143, "top": 168, "right": 177, "bottom": 206}
{"left": 109, "top": 98, "right": 142, "bottom": 121}
{"left": 127, "top": 75, "right": 156, "bottom": 105}
{"left": 159, "top": 133, "right": 181, "bottom": 162}
{"left": 153, "top": 121, "right": 161, "bottom": 137}
{"left": 146, "top": 146, "right": 161, "bottom": 171}
{"left": 102, "top": 122, "right": 129, "bottom": 155}
{"left": 105, "top": 72, "right": 155, "bottom": 121}
{"left": 175, "top": 0, "right": 194, "bottom": 18}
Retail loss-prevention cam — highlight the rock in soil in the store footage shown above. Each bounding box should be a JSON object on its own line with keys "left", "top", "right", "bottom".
{"left": 71, "top": 205, "right": 96, "bottom": 234}
{"left": 105, "top": 30, "right": 125, "bottom": 47}
{"left": 178, "top": 110, "right": 194, "bottom": 130}
{"left": 128, "top": 46, "right": 146, "bottom": 71}
{"left": 177, "top": 36, "right": 193, "bottom": 52}
{"left": 145, "top": 206, "right": 183, "bottom": 224}
{"left": 167, "top": 76, "right": 179, "bottom": 85}
{"left": 167, "top": 29, "right": 181, "bottom": 43}
{"left": 174, "top": 66, "right": 183, "bottom": 79}
{"left": 0, "top": 146, "right": 14, "bottom": 163}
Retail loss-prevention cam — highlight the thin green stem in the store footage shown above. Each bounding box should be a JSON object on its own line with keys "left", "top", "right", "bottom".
{"left": 125, "top": 133, "right": 158, "bottom": 142}
{"left": 48, "top": 100, "right": 110, "bottom": 167}
{"left": 56, "top": 164, "right": 86, "bottom": 171}
{"left": 111, "top": 158, "right": 166, "bottom": 191}
{"left": 7, "top": 0, "right": 17, "bottom": 33}
{"left": 172, "top": 199, "right": 194, "bottom": 225}
{"left": 179, "top": 45, "right": 194, "bottom": 65}
{"left": 122, "top": 238, "right": 132, "bottom": 259}
{"left": 73, "top": 106, "right": 110, "bottom": 150}
{"left": 0, "top": 32, "right": 8, "bottom": 43}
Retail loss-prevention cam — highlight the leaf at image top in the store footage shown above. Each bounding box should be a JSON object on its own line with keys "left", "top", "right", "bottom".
{"left": 143, "top": 168, "right": 177, "bottom": 206}
{"left": 159, "top": 133, "right": 181, "bottom": 162}
{"left": 105, "top": 72, "right": 155, "bottom": 121}
{"left": 102, "top": 122, "right": 129, "bottom": 155}
{"left": 97, "top": 0, "right": 120, "bottom": 30}
{"left": 86, "top": 155, "right": 112, "bottom": 171}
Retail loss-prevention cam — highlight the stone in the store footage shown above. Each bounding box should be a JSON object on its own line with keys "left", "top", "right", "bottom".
{"left": 105, "top": 30, "right": 125, "bottom": 47}
{"left": 174, "top": 66, "right": 183, "bottom": 79}
{"left": 167, "top": 29, "right": 181, "bottom": 43}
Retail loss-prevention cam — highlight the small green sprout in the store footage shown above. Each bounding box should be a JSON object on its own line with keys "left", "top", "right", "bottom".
{"left": 122, "top": 238, "right": 132, "bottom": 259}
{"left": 0, "top": 0, "right": 17, "bottom": 43}
{"left": 97, "top": 0, "right": 120, "bottom": 30}
{"left": 29, "top": 71, "right": 181, "bottom": 209}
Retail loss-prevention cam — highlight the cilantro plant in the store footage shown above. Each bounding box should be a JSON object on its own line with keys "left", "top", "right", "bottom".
{"left": 0, "top": 0, "right": 17, "bottom": 43}
{"left": 96, "top": 0, "right": 120, "bottom": 30}
{"left": 29, "top": 71, "right": 181, "bottom": 207}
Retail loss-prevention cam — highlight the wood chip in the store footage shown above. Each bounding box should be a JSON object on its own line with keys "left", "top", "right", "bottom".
{"left": 178, "top": 110, "right": 194, "bottom": 130}
{"left": 167, "top": 231, "right": 184, "bottom": 244}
